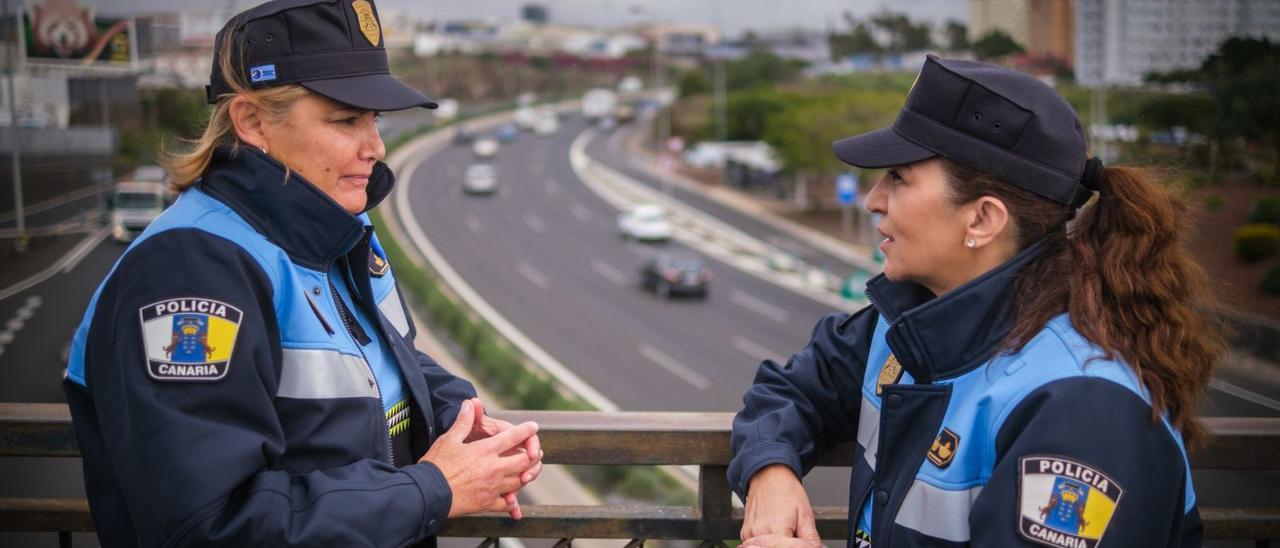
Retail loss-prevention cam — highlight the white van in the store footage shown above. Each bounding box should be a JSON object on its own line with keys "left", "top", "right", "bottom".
{"left": 111, "top": 181, "right": 167, "bottom": 242}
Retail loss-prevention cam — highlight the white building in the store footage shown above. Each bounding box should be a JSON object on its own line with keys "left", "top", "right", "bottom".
{"left": 1075, "top": 0, "right": 1280, "bottom": 86}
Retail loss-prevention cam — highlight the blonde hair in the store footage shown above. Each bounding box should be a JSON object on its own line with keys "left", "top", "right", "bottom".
{"left": 162, "top": 23, "right": 311, "bottom": 191}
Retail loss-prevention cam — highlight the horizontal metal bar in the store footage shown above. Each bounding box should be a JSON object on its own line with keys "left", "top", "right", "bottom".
{"left": 3, "top": 499, "right": 1276, "bottom": 540}
{"left": 4, "top": 405, "right": 1279, "bottom": 470}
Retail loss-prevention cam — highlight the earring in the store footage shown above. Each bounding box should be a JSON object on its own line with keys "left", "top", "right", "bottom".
{"left": 965, "top": 238, "right": 976, "bottom": 248}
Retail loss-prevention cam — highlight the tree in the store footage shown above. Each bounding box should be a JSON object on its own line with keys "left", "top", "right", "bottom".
{"left": 869, "top": 10, "right": 933, "bottom": 52}
{"left": 944, "top": 20, "right": 968, "bottom": 52}
{"left": 829, "top": 21, "right": 882, "bottom": 59}
{"left": 725, "top": 51, "right": 807, "bottom": 90}
{"left": 1201, "top": 38, "right": 1280, "bottom": 151}
{"left": 678, "top": 70, "right": 711, "bottom": 98}
{"left": 725, "top": 89, "right": 790, "bottom": 141}
{"left": 971, "top": 30, "right": 1025, "bottom": 60}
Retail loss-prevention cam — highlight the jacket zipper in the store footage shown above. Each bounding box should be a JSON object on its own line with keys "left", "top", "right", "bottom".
{"left": 329, "top": 274, "right": 395, "bottom": 467}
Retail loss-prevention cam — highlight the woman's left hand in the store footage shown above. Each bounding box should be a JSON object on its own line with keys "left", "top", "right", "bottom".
{"left": 459, "top": 398, "right": 544, "bottom": 518}
{"left": 741, "top": 534, "right": 823, "bottom": 548}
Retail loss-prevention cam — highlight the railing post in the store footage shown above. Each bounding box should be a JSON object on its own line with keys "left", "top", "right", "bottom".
{"left": 698, "top": 464, "right": 733, "bottom": 540}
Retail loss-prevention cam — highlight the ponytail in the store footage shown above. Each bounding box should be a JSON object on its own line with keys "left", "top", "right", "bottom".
{"left": 942, "top": 159, "right": 1225, "bottom": 447}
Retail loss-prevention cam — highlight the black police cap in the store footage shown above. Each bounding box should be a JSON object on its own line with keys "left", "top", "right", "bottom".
{"left": 833, "top": 55, "right": 1092, "bottom": 208}
{"left": 207, "top": 0, "right": 436, "bottom": 112}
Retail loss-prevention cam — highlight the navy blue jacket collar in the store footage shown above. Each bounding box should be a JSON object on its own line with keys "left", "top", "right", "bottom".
{"left": 864, "top": 238, "right": 1048, "bottom": 383}
{"left": 198, "top": 146, "right": 394, "bottom": 270}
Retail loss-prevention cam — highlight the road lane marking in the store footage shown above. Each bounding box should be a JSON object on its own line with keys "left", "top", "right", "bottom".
{"left": 572, "top": 204, "right": 593, "bottom": 223}
{"left": 730, "top": 289, "right": 790, "bottom": 323}
{"left": 1210, "top": 378, "right": 1280, "bottom": 412}
{"left": 0, "top": 295, "right": 42, "bottom": 358}
{"left": 639, "top": 343, "right": 710, "bottom": 390}
{"left": 465, "top": 214, "right": 482, "bottom": 235}
{"left": 62, "top": 225, "right": 112, "bottom": 274}
{"left": 524, "top": 213, "right": 546, "bottom": 234}
{"left": 0, "top": 225, "right": 110, "bottom": 302}
{"left": 516, "top": 261, "right": 550, "bottom": 290}
{"left": 732, "top": 336, "right": 787, "bottom": 365}
{"left": 589, "top": 259, "right": 629, "bottom": 287}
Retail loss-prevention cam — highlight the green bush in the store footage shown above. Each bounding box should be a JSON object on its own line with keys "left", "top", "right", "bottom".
{"left": 1263, "top": 265, "right": 1280, "bottom": 295}
{"left": 1249, "top": 196, "right": 1280, "bottom": 224}
{"left": 1255, "top": 166, "right": 1280, "bottom": 188}
{"left": 1235, "top": 224, "right": 1280, "bottom": 262}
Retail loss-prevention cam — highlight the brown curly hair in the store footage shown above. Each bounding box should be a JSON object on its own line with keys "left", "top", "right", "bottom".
{"left": 941, "top": 158, "right": 1225, "bottom": 446}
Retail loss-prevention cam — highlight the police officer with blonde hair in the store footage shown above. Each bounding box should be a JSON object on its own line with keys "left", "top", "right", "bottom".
{"left": 65, "top": 1, "right": 541, "bottom": 545}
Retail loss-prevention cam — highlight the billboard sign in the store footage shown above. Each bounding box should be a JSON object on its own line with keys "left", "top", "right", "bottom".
{"left": 23, "top": 0, "right": 134, "bottom": 67}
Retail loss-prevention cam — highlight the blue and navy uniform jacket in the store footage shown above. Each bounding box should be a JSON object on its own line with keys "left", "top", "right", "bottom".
{"left": 729, "top": 241, "right": 1201, "bottom": 548}
{"left": 63, "top": 147, "right": 477, "bottom": 547}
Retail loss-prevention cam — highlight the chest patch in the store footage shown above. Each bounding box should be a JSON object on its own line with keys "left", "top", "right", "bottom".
{"left": 140, "top": 298, "right": 242, "bottom": 381}
{"left": 875, "top": 353, "right": 903, "bottom": 395}
{"left": 927, "top": 427, "right": 960, "bottom": 468}
{"left": 369, "top": 247, "right": 390, "bottom": 277}
{"left": 1018, "top": 456, "right": 1124, "bottom": 548}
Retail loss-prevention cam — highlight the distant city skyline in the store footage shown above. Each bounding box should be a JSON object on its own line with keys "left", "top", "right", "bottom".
{"left": 95, "top": 0, "right": 968, "bottom": 37}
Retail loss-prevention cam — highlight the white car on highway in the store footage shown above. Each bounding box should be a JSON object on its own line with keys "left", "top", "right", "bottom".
{"left": 472, "top": 137, "right": 498, "bottom": 158}
{"left": 617, "top": 204, "right": 673, "bottom": 242}
{"left": 463, "top": 163, "right": 498, "bottom": 195}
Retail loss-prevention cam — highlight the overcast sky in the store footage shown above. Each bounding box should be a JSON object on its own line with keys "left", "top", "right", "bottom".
{"left": 94, "top": 0, "right": 967, "bottom": 37}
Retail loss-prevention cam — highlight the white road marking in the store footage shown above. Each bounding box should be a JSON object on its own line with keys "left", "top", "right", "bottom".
{"left": 61, "top": 225, "right": 111, "bottom": 274}
{"left": 730, "top": 289, "right": 791, "bottom": 324}
{"left": 572, "top": 204, "right": 593, "bottom": 223}
{"left": 639, "top": 343, "right": 710, "bottom": 390}
{"left": 589, "top": 258, "right": 629, "bottom": 287}
{"left": 0, "top": 226, "right": 110, "bottom": 302}
{"left": 732, "top": 336, "right": 787, "bottom": 365}
{"left": 524, "top": 213, "right": 546, "bottom": 234}
{"left": 1210, "top": 378, "right": 1280, "bottom": 412}
{"left": 465, "top": 214, "right": 482, "bottom": 235}
{"left": 516, "top": 261, "right": 550, "bottom": 290}
{"left": 0, "top": 295, "right": 43, "bottom": 358}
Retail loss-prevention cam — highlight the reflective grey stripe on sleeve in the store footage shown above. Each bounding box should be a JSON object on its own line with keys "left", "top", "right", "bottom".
{"left": 278, "top": 348, "right": 379, "bottom": 399}
{"left": 856, "top": 396, "right": 880, "bottom": 469}
{"left": 893, "top": 479, "right": 983, "bottom": 542}
{"left": 378, "top": 286, "right": 410, "bottom": 337}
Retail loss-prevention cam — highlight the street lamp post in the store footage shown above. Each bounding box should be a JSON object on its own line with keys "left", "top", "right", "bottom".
{"left": 3, "top": 0, "right": 25, "bottom": 246}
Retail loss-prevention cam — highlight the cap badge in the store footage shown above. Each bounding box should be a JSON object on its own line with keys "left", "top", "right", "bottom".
{"left": 352, "top": 0, "right": 381, "bottom": 47}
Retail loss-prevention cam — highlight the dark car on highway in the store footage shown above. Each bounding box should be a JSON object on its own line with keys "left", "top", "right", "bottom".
{"left": 639, "top": 252, "right": 711, "bottom": 299}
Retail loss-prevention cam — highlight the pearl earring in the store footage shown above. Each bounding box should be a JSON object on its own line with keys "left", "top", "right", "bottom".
{"left": 965, "top": 238, "right": 976, "bottom": 248}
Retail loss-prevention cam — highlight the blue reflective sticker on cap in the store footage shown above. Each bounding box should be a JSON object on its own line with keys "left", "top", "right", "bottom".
{"left": 249, "top": 64, "right": 277, "bottom": 83}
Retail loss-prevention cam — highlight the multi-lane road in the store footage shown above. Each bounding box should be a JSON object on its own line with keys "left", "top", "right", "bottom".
{"left": 1, "top": 109, "right": 1278, "bottom": 546}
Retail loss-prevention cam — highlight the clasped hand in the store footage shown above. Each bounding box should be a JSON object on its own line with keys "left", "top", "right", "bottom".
{"left": 422, "top": 398, "right": 543, "bottom": 520}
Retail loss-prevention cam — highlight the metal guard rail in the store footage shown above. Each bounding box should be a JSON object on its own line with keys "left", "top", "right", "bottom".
{"left": 1, "top": 404, "right": 1278, "bottom": 544}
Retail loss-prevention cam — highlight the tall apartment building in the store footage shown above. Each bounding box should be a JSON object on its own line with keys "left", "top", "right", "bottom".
{"left": 1075, "top": 0, "right": 1280, "bottom": 86}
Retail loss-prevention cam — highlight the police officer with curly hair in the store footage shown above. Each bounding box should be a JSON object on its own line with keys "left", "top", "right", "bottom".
{"left": 730, "top": 56, "right": 1223, "bottom": 548}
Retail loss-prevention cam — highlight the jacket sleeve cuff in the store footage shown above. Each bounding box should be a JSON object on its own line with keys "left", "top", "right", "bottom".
{"left": 403, "top": 461, "right": 452, "bottom": 537}
{"left": 728, "top": 442, "right": 803, "bottom": 500}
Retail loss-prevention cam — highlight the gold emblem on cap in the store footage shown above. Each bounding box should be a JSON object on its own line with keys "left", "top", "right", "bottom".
{"left": 352, "top": 0, "right": 381, "bottom": 47}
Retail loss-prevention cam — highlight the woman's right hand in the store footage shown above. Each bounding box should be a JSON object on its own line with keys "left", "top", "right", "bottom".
{"left": 421, "top": 400, "right": 540, "bottom": 518}
{"left": 741, "top": 464, "right": 820, "bottom": 542}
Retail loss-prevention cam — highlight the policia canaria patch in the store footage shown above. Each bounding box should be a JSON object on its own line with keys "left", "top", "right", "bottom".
{"left": 140, "top": 298, "right": 242, "bottom": 381}
{"left": 1018, "top": 456, "right": 1124, "bottom": 548}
